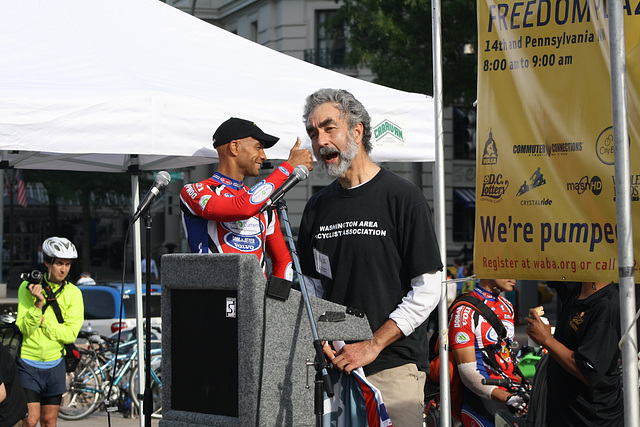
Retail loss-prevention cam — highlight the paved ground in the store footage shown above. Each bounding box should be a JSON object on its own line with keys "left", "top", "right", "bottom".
{"left": 57, "top": 412, "right": 160, "bottom": 427}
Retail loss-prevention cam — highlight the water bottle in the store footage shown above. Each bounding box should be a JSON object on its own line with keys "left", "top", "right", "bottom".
{"left": 87, "top": 323, "right": 92, "bottom": 333}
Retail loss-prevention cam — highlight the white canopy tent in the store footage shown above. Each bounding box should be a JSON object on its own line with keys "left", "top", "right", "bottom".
{"left": 0, "top": 1, "right": 442, "bottom": 425}
{"left": 0, "top": 0, "right": 435, "bottom": 167}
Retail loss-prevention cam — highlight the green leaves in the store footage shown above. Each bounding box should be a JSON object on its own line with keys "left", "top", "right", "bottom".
{"left": 332, "top": 0, "right": 477, "bottom": 105}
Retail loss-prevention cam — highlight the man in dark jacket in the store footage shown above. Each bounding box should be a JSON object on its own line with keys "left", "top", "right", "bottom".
{"left": 0, "top": 343, "right": 28, "bottom": 427}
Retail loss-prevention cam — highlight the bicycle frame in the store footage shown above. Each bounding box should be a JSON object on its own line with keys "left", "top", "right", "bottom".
{"left": 97, "top": 342, "right": 161, "bottom": 400}
{"left": 60, "top": 336, "right": 162, "bottom": 420}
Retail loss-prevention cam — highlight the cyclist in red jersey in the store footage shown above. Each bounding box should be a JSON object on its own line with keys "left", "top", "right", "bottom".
{"left": 449, "top": 278, "right": 526, "bottom": 426}
{"left": 180, "top": 117, "right": 313, "bottom": 280}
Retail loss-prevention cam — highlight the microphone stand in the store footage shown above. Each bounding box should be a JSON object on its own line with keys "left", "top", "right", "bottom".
{"left": 274, "top": 199, "right": 333, "bottom": 427}
{"left": 143, "top": 213, "right": 153, "bottom": 427}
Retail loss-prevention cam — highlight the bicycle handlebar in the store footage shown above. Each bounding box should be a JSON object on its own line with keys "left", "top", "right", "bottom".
{"left": 481, "top": 378, "right": 511, "bottom": 387}
{"left": 77, "top": 330, "right": 95, "bottom": 339}
{"left": 482, "top": 377, "right": 531, "bottom": 405}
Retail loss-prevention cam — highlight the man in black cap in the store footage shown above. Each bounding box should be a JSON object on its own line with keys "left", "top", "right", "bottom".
{"left": 180, "top": 117, "right": 313, "bottom": 280}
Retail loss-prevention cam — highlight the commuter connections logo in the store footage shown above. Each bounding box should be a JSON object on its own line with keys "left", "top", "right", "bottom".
{"left": 512, "top": 141, "right": 582, "bottom": 157}
{"left": 373, "top": 120, "right": 404, "bottom": 146}
{"left": 482, "top": 129, "right": 498, "bottom": 165}
{"left": 547, "top": 141, "right": 582, "bottom": 156}
{"left": 512, "top": 143, "right": 546, "bottom": 156}
{"left": 566, "top": 176, "right": 603, "bottom": 195}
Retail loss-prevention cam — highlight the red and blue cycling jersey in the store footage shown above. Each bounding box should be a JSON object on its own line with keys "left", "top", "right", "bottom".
{"left": 448, "top": 285, "right": 518, "bottom": 383}
{"left": 179, "top": 165, "right": 294, "bottom": 280}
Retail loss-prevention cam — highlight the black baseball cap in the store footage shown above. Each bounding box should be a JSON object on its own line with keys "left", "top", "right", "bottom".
{"left": 212, "top": 117, "right": 279, "bottom": 149}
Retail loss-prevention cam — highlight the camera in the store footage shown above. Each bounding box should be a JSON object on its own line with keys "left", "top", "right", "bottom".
{"left": 21, "top": 270, "right": 43, "bottom": 285}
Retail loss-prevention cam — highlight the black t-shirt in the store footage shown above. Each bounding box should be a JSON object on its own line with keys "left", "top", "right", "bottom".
{"left": 546, "top": 282, "right": 623, "bottom": 427}
{"left": 297, "top": 168, "right": 442, "bottom": 375}
{"left": 0, "top": 344, "right": 28, "bottom": 427}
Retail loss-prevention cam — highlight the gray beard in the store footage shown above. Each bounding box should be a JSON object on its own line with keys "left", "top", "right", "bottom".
{"left": 318, "top": 136, "right": 359, "bottom": 178}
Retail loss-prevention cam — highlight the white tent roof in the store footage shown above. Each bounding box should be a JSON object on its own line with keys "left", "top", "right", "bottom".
{"left": 0, "top": 0, "right": 435, "bottom": 172}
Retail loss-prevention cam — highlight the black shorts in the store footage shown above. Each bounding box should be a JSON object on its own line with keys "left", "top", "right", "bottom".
{"left": 17, "top": 358, "right": 66, "bottom": 401}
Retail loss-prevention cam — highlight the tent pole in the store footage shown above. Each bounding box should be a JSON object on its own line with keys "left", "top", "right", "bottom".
{"left": 608, "top": 4, "right": 639, "bottom": 426}
{"left": 131, "top": 172, "right": 146, "bottom": 427}
{"left": 431, "top": 0, "right": 451, "bottom": 425}
{"left": 0, "top": 153, "right": 5, "bottom": 285}
{"left": 8, "top": 170, "right": 14, "bottom": 282}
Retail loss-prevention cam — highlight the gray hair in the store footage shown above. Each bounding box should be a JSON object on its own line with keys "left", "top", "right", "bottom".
{"left": 303, "top": 88, "right": 372, "bottom": 153}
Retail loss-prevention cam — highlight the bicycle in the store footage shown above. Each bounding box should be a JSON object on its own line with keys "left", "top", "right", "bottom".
{"left": 423, "top": 375, "right": 529, "bottom": 427}
{"left": 59, "top": 331, "right": 162, "bottom": 420}
{"left": 129, "top": 352, "right": 163, "bottom": 418}
{"left": 59, "top": 333, "right": 133, "bottom": 420}
{"left": 423, "top": 381, "right": 440, "bottom": 427}
{"left": 481, "top": 377, "right": 530, "bottom": 427}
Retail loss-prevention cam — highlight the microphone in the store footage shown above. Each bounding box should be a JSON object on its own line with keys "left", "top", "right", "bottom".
{"left": 259, "top": 165, "right": 309, "bottom": 213}
{"left": 130, "top": 171, "right": 171, "bottom": 224}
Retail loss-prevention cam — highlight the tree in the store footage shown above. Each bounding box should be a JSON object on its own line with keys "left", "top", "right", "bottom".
{"left": 331, "top": 0, "right": 477, "bottom": 105}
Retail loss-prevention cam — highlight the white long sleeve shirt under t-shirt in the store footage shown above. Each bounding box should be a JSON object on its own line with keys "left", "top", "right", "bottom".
{"left": 303, "top": 269, "right": 442, "bottom": 336}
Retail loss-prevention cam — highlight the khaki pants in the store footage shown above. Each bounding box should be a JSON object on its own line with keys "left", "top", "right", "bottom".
{"left": 367, "top": 363, "right": 426, "bottom": 427}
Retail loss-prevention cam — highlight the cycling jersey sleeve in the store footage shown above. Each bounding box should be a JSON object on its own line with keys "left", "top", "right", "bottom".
{"left": 449, "top": 305, "right": 476, "bottom": 350}
{"left": 180, "top": 162, "right": 294, "bottom": 222}
{"left": 265, "top": 213, "right": 293, "bottom": 280}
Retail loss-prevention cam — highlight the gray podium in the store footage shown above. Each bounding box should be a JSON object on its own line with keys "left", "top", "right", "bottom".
{"left": 159, "top": 253, "right": 373, "bottom": 427}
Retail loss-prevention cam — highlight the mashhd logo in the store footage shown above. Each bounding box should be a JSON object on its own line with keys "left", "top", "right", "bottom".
{"left": 482, "top": 129, "right": 498, "bottom": 165}
{"left": 373, "top": 119, "right": 405, "bottom": 146}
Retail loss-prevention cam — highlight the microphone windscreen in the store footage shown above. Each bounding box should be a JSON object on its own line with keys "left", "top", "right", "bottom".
{"left": 156, "top": 170, "right": 171, "bottom": 186}
{"left": 293, "top": 165, "right": 309, "bottom": 181}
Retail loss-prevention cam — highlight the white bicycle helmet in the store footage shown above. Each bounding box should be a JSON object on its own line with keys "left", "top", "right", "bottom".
{"left": 0, "top": 312, "right": 16, "bottom": 325}
{"left": 42, "top": 237, "right": 78, "bottom": 260}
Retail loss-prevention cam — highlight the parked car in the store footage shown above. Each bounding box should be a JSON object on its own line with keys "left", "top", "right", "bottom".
{"left": 78, "top": 282, "right": 161, "bottom": 337}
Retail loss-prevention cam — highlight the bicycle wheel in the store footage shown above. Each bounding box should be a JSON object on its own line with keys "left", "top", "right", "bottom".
{"left": 59, "top": 359, "right": 102, "bottom": 420}
{"left": 130, "top": 356, "right": 162, "bottom": 418}
{"left": 424, "top": 403, "right": 440, "bottom": 427}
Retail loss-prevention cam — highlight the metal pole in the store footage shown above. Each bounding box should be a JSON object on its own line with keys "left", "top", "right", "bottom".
{"left": 131, "top": 173, "right": 146, "bottom": 427}
{"left": 143, "top": 216, "right": 152, "bottom": 427}
{"left": 8, "top": 170, "right": 14, "bottom": 283}
{"left": 431, "top": 0, "right": 450, "bottom": 425}
{"left": 0, "top": 151, "right": 9, "bottom": 285}
{"left": 0, "top": 164, "right": 4, "bottom": 284}
{"left": 276, "top": 200, "right": 334, "bottom": 402}
{"left": 608, "top": 4, "right": 639, "bottom": 426}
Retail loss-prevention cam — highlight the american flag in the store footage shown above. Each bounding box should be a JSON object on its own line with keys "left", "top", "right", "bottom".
{"left": 15, "top": 169, "right": 27, "bottom": 208}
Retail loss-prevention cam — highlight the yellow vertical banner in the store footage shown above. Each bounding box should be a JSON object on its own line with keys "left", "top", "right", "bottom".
{"left": 475, "top": 1, "right": 640, "bottom": 281}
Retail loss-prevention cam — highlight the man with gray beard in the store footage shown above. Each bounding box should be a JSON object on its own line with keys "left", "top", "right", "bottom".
{"left": 296, "top": 88, "right": 443, "bottom": 427}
